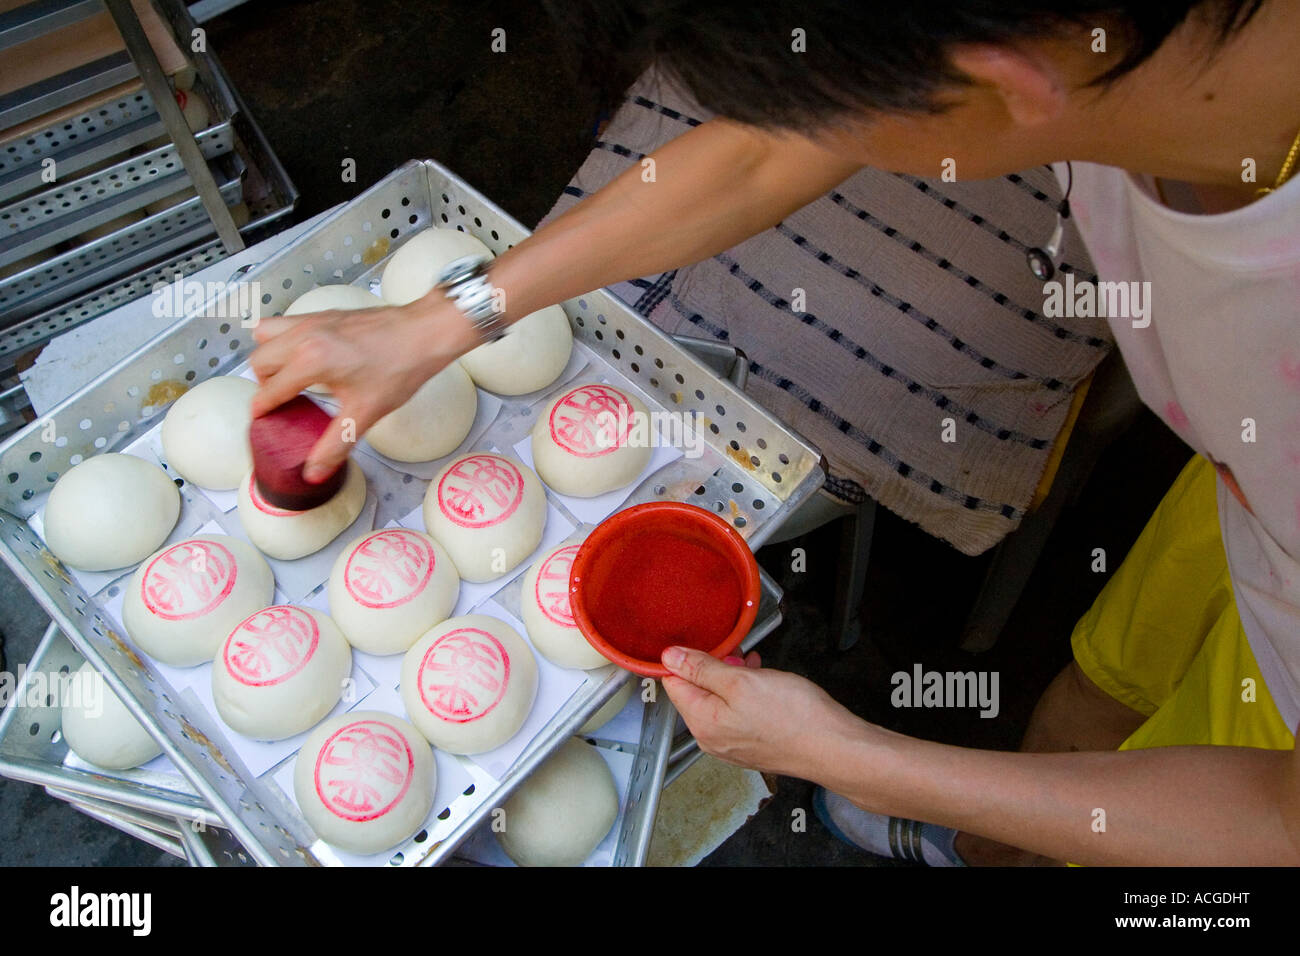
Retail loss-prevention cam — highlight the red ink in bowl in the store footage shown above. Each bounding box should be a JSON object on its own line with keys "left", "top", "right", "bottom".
{"left": 569, "top": 501, "right": 761, "bottom": 677}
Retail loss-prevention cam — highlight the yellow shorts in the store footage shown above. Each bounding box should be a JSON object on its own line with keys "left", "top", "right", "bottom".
{"left": 1071, "top": 454, "right": 1294, "bottom": 752}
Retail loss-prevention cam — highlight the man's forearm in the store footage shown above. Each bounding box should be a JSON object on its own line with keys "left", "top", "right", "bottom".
{"left": 415, "top": 118, "right": 861, "bottom": 327}
{"left": 817, "top": 721, "right": 1300, "bottom": 865}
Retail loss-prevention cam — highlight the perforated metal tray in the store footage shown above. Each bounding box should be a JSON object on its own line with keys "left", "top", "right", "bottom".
{"left": 52, "top": 789, "right": 189, "bottom": 860}
{"left": 2, "top": 593, "right": 785, "bottom": 866}
{"left": 0, "top": 159, "right": 824, "bottom": 865}
{"left": 44, "top": 787, "right": 252, "bottom": 866}
{"left": 44, "top": 784, "right": 252, "bottom": 865}
{"left": 0, "top": 623, "right": 222, "bottom": 829}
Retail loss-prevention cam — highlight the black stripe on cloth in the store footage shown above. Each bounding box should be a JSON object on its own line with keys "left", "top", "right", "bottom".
{"left": 670, "top": 297, "right": 1024, "bottom": 519}
{"left": 646, "top": 269, "right": 678, "bottom": 313}
{"left": 1004, "top": 171, "right": 1059, "bottom": 210}
{"left": 777, "top": 219, "right": 1058, "bottom": 384}
{"left": 714, "top": 253, "right": 1054, "bottom": 449}
{"left": 595, "top": 140, "right": 647, "bottom": 162}
{"left": 823, "top": 473, "right": 869, "bottom": 505}
{"left": 632, "top": 269, "right": 678, "bottom": 315}
{"left": 823, "top": 192, "right": 1110, "bottom": 354}
{"left": 675, "top": 299, "right": 730, "bottom": 341}
{"left": 561, "top": 185, "right": 584, "bottom": 199}
{"left": 893, "top": 174, "right": 1099, "bottom": 285}
{"left": 628, "top": 95, "right": 705, "bottom": 127}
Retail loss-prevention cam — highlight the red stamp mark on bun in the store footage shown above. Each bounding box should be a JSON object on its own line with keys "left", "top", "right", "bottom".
{"left": 535, "top": 544, "right": 579, "bottom": 627}
{"left": 223, "top": 606, "right": 319, "bottom": 687}
{"left": 314, "top": 719, "right": 414, "bottom": 822}
{"left": 248, "top": 473, "right": 300, "bottom": 517}
{"left": 417, "top": 627, "right": 510, "bottom": 724}
{"left": 549, "top": 383, "right": 634, "bottom": 458}
{"left": 344, "top": 529, "right": 436, "bottom": 609}
{"left": 436, "top": 455, "right": 524, "bottom": 529}
{"left": 142, "top": 539, "right": 237, "bottom": 620}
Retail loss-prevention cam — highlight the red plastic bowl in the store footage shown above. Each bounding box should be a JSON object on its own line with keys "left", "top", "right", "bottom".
{"left": 568, "top": 501, "right": 761, "bottom": 678}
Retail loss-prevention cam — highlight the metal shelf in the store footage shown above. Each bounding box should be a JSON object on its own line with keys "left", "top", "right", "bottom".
{"left": 0, "top": 1, "right": 104, "bottom": 53}
{"left": 0, "top": 124, "right": 237, "bottom": 262}
{"left": 0, "top": 0, "right": 297, "bottom": 440}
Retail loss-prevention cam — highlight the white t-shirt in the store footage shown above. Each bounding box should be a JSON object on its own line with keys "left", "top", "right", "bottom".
{"left": 1060, "top": 161, "right": 1300, "bottom": 733}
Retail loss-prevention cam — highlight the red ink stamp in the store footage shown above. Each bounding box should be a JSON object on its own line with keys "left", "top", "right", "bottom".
{"left": 344, "top": 529, "right": 436, "bottom": 609}
{"left": 314, "top": 719, "right": 414, "bottom": 822}
{"left": 548, "top": 383, "right": 634, "bottom": 458}
{"left": 249, "top": 474, "right": 299, "bottom": 517}
{"left": 417, "top": 627, "right": 511, "bottom": 724}
{"left": 223, "top": 606, "right": 320, "bottom": 687}
{"left": 141, "top": 539, "right": 237, "bottom": 620}
{"left": 534, "top": 544, "right": 579, "bottom": 627}
{"left": 436, "top": 455, "right": 524, "bottom": 529}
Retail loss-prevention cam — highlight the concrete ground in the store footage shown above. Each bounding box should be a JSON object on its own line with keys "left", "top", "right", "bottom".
{"left": 0, "top": 0, "right": 1194, "bottom": 866}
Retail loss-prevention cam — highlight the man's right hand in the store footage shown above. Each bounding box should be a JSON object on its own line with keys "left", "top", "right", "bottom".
{"left": 249, "top": 298, "right": 477, "bottom": 482}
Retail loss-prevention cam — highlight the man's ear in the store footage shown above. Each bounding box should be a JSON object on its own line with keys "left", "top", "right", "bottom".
{"left": 949, "top": 44, "right": 1069, "bottom": 127}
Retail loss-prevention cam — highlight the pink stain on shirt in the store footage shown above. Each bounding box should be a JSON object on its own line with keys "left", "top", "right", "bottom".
{"left": 1280, "top": 356, "right": 1300, "bottom": 391}
{"left": 1165, "top": 401, "right": 1190, "bottom": 431}
{"left": 1258, "top": 236, "right": 1300, "bottom": 260}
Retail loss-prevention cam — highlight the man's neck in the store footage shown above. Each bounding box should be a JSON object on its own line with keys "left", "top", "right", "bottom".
{"left": 1160, "top": 178, "right": 1276, "bottom": 215}
{"left": 1062, "top": 0, "right": 1300, "bottom": 208}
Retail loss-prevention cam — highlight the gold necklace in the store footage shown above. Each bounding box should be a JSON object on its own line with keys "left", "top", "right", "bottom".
{"left": 1255, "top": 124, "right": 1300, "bottom": 196}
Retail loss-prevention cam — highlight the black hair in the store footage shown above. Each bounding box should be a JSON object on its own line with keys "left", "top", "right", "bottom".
{"left": 544, "top": 1, "right": 1265, "bottom": 131}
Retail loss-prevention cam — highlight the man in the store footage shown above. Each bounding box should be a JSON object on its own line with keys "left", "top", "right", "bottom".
{"left": 251, "top": 1, "right": 1300, "bottom": 864}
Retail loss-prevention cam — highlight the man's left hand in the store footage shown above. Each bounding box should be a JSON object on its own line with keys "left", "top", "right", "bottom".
{"left": 660, "top": 645, "right": 867, "bottom": 779}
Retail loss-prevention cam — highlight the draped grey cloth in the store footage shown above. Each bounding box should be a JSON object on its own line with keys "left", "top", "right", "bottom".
{"left": 540, "top": 72, "right": 1109, "bottom": 555}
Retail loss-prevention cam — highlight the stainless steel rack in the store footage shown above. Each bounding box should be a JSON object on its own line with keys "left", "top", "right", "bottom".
{"left": 0, "top": 0, "right": 297, "bottom": 437}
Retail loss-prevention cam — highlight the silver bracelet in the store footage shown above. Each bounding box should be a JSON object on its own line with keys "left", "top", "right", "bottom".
{"left": 435, "top": 254, "right": 508, "bottom": 344}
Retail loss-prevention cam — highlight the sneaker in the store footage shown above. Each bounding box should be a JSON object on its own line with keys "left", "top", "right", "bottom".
{"left": 813, "top": 787, "right": 966, "bottom": 866}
